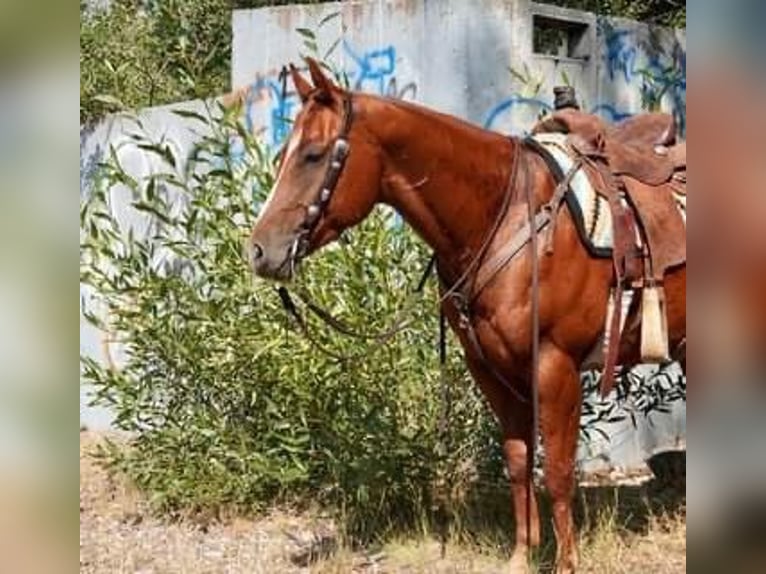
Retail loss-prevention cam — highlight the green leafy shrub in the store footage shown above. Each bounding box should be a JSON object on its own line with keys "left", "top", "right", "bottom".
{"left": 79, "top": 1, "right": 334, "bottom": 125}
{"left": 80, "top": 0, "right": 232, "bottom": 125}
{"left": 80, "top": 103, "right": 502, "bottom": 539}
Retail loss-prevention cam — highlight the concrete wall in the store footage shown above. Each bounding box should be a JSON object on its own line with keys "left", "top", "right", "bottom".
{"left": 231, "top": 0, "right": 685, "bottom": 149}
{"left": 80, "top": 99, "right": 219, "bottom": 429}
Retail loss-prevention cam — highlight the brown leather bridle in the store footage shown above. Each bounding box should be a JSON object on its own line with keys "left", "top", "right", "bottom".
{"left": 290, "top": 93, "right": 354, "bottom": 268}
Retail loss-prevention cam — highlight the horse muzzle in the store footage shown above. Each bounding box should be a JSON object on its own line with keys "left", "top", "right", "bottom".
{"left": 250, "top": 238, "right": 299, "bottom": 281}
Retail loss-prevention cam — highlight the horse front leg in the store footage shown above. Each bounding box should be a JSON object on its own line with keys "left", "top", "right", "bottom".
{"left": 537, "top": 342, "right": 582, "bottom": 574}
{"left": 463, "top": 357, "right": 539, "bottom": 573}
{"left": 504, "top": 406, "right": 541, "bottom": 573}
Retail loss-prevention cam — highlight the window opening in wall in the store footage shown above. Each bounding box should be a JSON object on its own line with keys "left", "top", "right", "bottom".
{"left": 533, "top": 15, "right": 589, "bottom": 60}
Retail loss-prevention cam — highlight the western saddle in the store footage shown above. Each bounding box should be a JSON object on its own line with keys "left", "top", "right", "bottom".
{"left": 532, "top": 103, "right": 686, "bottom": 394}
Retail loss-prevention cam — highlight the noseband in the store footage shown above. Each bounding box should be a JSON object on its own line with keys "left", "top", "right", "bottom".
{"left": 291, "top": 94, "right": 354, "bottom": 265}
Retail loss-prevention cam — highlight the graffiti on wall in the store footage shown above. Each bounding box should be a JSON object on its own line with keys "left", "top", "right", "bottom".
{"left": 604, "top": 28, "right": 639, "bottom": 83}
{"left": 241, "top": 71, "right": 297, "bottom": 149}
{"left": 638, "top": 49, "right": 686, "bottom": 133}
{"left": 483, "top": 96, "right": 636, "bottom": 133}
{"left": 238, "top": 41, "right": 418, "bottom": 152}
{"left": 80, "top": 126, "right": 103, "bottom": 199}
{"left": 483, "top": 96, "right": 552, "bottom": 132}
{"left": 484, "top": 24, "right": 685, "bottom": 135}
{"left": 601, "top": 21, "right": 686, "bottom": 134}
{"left": 343, "top": 41, "right": 418, "bottom": 101}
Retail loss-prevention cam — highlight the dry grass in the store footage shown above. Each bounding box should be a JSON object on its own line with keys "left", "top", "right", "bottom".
{"left": 79, "top": 431, "right": 333, "bottom": 574}
{"left": 80, "top": 431, "right": 685, "bottom": 573}
{"left": 576, "top": 504, "right": 686, "bottom": 574}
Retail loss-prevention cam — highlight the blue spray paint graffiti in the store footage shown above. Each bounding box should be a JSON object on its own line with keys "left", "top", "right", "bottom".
{"left": 483, "top": 96, "right": 552, "bottom": 132}
{"left": 604, "top": 29, "right": 638, "bottom": 83}
{"left": 589, "top": 104, "right": 633, "bottom": 122}
{"left": 343, "top": 41, "right": 418, "bottom": 100}
{"left": 638, "top": 49, "right": 687, "bottom": 134}
{"left": 80, "top": 127, "right": 104, "bottom": 199}
{"left": 343, "top": 41, "right": 397, "bottom": 93}
{"left": 229, "top": 69, "right": 300, "bottom": 176}
{"left": 244, "top": 73, "right": 298, "bottom": 149}
{"left": 484, "top": 97, "right": 633, "bottom": 133}
{"left": 238, "top": 42, "right": 417, "bottom": 152}
{"left": 600, "top": 23, "right": 686, "bottom": 135}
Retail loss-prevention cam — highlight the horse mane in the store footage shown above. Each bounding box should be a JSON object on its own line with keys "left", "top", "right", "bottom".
{"left": 356, "top": 91, "right": 513, "bottom": 148}
{"left": 351, "top": 91, "right": 520, "bottom": 207}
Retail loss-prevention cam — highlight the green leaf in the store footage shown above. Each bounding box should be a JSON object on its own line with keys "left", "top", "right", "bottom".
{"left": 93, "top": 94, "right": 126, "bottom": 110}
{"left": 319, "top": 11, "right": 341, "bottom": 28}
{"left": 324, "top": 37, "right": 342, "bottom": 60}
{"left": 507, "top": 66, "right": 528, "bottom": 85}
{"left": 145, "top": 177, "right": 157, "bottom": 202}
{"left": 136, "top": 143, "right": 177, "bottom": 169}
{"left": 132, "top": 201, "right": 172, "bottom": 225}
{"left": 304, "top": 40, "right": 319, "bottom": 54}
{"left": 171, "top": 109, "right": 208, "bottom": 123}
{"left": 295, "top": 27, "right": 316, "bottom": 40}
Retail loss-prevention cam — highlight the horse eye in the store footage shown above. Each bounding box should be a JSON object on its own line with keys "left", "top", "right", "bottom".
{"left": 303, "top": 148, "right": 326, "bottom": 164}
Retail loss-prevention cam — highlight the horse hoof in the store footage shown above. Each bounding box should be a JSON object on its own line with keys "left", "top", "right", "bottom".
{"left": 554, "top": 559, "right": 577, "bottom": 574}
{"left": 509, "top": 552, "right": 530, "bottom": 574}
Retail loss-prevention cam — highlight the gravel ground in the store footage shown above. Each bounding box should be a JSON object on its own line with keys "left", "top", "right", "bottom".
{"left": 79, "top": 432, "right": 336, "bottom": 574}
{"left": 80, "top": 432, "right": 685, "bottom": 573}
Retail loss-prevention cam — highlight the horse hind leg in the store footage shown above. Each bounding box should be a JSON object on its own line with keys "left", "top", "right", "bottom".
{"left": 537, "top": 343, "right": 582, "bottom": 574}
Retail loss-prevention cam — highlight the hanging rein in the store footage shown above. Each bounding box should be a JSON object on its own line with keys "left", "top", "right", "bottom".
{"left": 276, "top": 92, "right": 567, "bottom": 403}
{"left": 271, "top": 90, "right": 589, "bottom": 557}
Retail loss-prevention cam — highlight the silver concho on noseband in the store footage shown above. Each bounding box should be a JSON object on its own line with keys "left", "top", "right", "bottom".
{"left": 292, "top": 97, "right": 353, "bottom": 262}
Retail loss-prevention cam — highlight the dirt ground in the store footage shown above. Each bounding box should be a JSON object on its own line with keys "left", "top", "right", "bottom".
{"left": 80, "top": 432, "right": 685, "bottom": 573}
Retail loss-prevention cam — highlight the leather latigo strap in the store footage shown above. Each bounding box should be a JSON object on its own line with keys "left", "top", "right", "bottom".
{"left": 589, "top": 160, "right": 641, "bottom": 397}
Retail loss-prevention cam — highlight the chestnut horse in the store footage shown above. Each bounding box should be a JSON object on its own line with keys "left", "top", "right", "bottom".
{"left": 249, "top": 60, "right": 686, "bottom": 573}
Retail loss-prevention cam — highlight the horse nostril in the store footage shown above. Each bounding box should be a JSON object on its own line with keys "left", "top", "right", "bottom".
{"left": 251, "top": 242, "right": 264, "bottom": 261}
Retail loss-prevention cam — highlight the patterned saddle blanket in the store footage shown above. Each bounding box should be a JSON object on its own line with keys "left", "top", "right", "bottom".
{"left": 531, "top": 132, "right": 686, "bottom": 259}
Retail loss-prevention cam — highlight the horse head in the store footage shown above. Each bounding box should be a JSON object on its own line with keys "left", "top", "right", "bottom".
{"left": 249, "top": 58, "right": 383, "bottom": 280}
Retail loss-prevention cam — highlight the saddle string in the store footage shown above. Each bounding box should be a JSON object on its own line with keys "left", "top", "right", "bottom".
{"left": 579, "top": 153, "right": 631, "bottom": 397}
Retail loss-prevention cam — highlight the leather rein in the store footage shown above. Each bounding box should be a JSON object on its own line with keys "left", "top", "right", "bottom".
{"left": 277, "top": 92, "right": 567, "bottom": 407}
{"left": 278, "top": 93, "right": 437, "bottom": 354}
{"left": 274, "top": 96, "right": 578, "bottom": 560}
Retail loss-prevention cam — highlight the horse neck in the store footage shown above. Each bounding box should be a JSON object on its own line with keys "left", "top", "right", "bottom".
{"left": 355, "top": 94, "right": 520, "bottom": 269}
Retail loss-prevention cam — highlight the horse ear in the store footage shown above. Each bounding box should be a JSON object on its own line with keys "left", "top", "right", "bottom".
{"left": 305, "top": 57, "right": 336, "bottom": 100}
{"left": 289, "top": 63, "right": 312, "bottom": 103}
